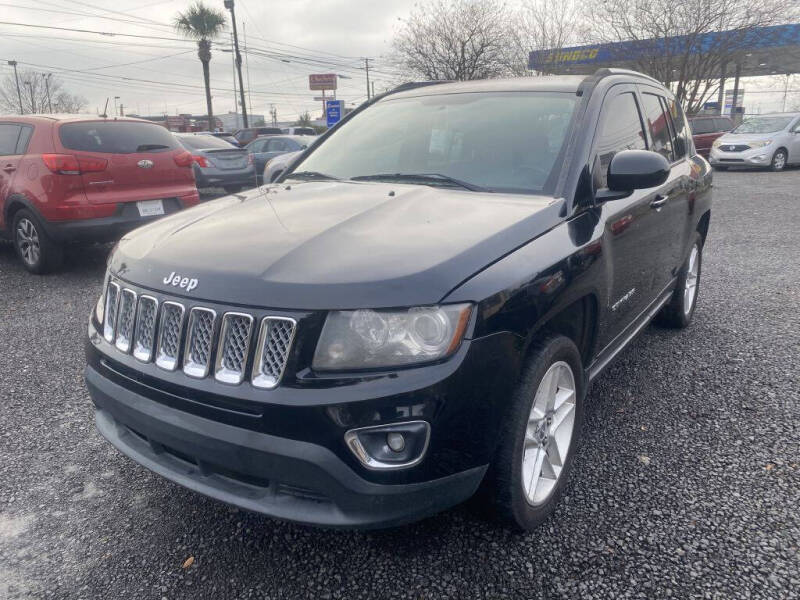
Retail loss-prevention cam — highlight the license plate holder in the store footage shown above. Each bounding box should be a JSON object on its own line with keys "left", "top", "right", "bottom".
{"left": 137, "top": 199, "right": 165, "bottom": 217}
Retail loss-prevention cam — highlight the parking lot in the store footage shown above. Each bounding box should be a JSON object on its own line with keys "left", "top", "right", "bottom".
{"left": 1, "top": 168, "right": 798, "bottom": 599}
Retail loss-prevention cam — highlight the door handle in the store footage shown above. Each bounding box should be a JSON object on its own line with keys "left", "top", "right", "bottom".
{"left": 650, "top": 194, "right": 669, "bottom": 209}
{"left": 2, "top": 164, "right": 16, "bottom": 173}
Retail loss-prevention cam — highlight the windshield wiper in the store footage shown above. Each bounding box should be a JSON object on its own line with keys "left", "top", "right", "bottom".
{"left": 287, "top": 170, "right": 339, "bottom": 181}
{"left": 350, "top": 172, "right": 489, "bottom": 192}
{"left": 136, "top": 144, "right": 170, "bottom": 151}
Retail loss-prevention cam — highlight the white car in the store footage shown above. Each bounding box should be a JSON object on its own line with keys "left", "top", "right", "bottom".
{"left": 709, "top": 112, "right": 800, "bottom": 171}
{"left": 263, "top": 150, "right": 302, "bottom": 183}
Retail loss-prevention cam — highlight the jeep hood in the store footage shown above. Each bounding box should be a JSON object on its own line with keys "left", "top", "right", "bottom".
{"left": 110, "top": 181, "right": 561, "bottom": 309}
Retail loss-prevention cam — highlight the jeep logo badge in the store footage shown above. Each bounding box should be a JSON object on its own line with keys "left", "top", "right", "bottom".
{"left": 137, "top": 159, "right": 154, "bottom": 169}
{"left": 163, "top": 271, "right": 198, "bottom": 292}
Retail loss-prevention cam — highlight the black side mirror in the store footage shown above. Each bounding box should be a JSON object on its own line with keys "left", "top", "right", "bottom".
{"left": 596, "top": 150, "right": 670, "bottom": 202}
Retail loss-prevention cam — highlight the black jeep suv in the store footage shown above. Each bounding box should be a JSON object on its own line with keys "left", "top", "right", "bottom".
{"left": 85, "top": 69, "right": 712, "bottom": 530}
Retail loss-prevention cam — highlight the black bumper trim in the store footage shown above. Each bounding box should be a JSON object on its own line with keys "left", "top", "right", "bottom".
{"left": 86, "top": 365, "right": 486, "bottom": 529}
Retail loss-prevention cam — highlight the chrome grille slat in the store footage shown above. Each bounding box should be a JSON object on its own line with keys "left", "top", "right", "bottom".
{"left": 114, "top": 289, "right": 138, "bottom": 353}
{"left": 215, "top": 312, "right": 253, "bottom": 385}
{"left": 133, "top": 295, "right": 158, "bottom": 362}
{"left": 252, "top": 317, "right": 296, "bottom": 389}
{"left": 103, "top": 281, "right": 120, "bottom": 343}
{"left": 155, "top": 301, "right": 185, "bottom": 371}
{"left": 183, "top": 307, "right": 217, "bottom": 378}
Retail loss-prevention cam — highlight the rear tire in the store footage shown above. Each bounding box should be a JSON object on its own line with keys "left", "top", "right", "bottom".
{"left": 481, "top": 335, "right": 585, "bottom": 531}
{"left": 655, "top": 232, "right": 703, "bottom": 329}
{"left": 712, "top": 165, "right": 728, "bottom": 171}
{"left": 12, "top": 209, "right": 63, "bottom": 274}
{"left": 770, "top": 149, "right": 787, "bottom": 172}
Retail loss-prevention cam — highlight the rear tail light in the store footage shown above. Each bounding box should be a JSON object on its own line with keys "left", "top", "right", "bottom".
{"left": 173, "top": 150, "right": 194, "bottom": 167}
{"left": 42, "top": 154, "right": 107, "bottom": 175}
{"left": 192, "top": 155, "right": 209, "bottom": 168}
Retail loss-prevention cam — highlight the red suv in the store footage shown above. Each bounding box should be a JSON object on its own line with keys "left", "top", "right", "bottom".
{"left": 688, "top": 116, "right": 733, "bottom": 158}
{"left": 0, "top": 115, "right": 199, "bottom": 273}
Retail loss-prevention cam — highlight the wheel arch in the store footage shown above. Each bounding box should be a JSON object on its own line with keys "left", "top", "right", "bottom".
{"left": 3, "top": 194, "right": 37, "bottom": 234}
{"left": 524, "top": 294, "right": 598, "bottom": 370}
{"left": 696, "top": 209, "right": 711, "bottom": 245}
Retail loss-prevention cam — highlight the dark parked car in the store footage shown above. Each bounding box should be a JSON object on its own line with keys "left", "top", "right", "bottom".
{"left": 174, "top": 133, "right": 255, "bottom": 193}
{"left": 688, "top": 115, "right": 733, "bottom": 157}
{"left": 0, "top": 115, "right": 199, "bottom": 273}
{"left": 232, "top": 127, "right": 282, "bottom": 147}
{"left": 86, "top": 69, "right": 712, "bottom": 531}
{"left": 246, "top": 135, "right": 314, "bottom": 179}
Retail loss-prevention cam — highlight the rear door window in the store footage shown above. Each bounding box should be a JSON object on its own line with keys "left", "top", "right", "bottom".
{"left": 178, "top": 135, "right": 235, "bottom": 150}
{"left": 690, "top": 119, "right": 714, "bottom": 134}
{"left": 662, "top": 97, "right": 689, "bottom": 160}
{"left": 15, "top": 125, "right": 33, "bottom": 154}
{"left": 59, "top": 121, "right": 180, "bottom": 154}
{"left": 641, "top": 93, "right": 674, "bottom": 161}
{"left": 713, "top": 118, "right": 732, "bottom": 132}
{"left": 0, "top": 124, "right": 22, "bottom": 155}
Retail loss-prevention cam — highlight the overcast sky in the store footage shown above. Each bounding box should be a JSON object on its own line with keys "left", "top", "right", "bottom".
{"left": 0, "top": 0, "right": 796, "bottom": 122}
{"left": 0, "top": 0, "right": 419, "bottom": 122}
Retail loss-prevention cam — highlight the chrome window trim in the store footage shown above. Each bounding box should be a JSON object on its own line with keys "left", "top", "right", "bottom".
{"left": 214, "top": 312, "right": 254, "bottom": 385}
{"left": 155, "top": 301, "right": 185, "bottom": 371}
{"left": 132, "top": 295, "right": 159, "bottom": 363}
{"left": 102, "top": 281, "right": 121, "bottom": 343}
{"left": 252, "top": 316, "right": 297, "bottom": 389}
{"left": 114, "top": 288, "right": 138, "bottom": 354}
{"left": 183, "top": 307, "right": 218, "bottom": 379}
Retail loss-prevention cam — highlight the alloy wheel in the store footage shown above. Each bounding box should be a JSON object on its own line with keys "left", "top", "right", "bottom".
{"left": 16, "top": 217, "right": 40, "bottom": 266}
{"left": 684, "top": 244, "right": 699, "bottom": 316}
{"left": 521, "top": 361, "right": 576, "bottom": 506}
{"left": 773, "top": 151, "right": 786, "bottom": 170}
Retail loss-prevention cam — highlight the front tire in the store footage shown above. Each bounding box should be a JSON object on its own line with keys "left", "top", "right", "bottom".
{"left": 482, "top": 335, "right": 585, "bottom": 531}
{"left": 656, "top": 232, "right": 703, "bottom": 328}
{"left": 712, "top": 165, "right": 728, "bottom": 171}
{"left": 12, "top": 209, "right": 63, "bottom": 274}
{"left": 770, "top": 149, "right": 787, "bottom": 172}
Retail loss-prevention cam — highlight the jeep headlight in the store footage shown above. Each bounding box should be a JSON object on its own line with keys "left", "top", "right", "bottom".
{"left": 748, "top": 140, "right": 772, "bottom": 148}
{"left": 312, "top": 304, "right": 472, "bottom": 371}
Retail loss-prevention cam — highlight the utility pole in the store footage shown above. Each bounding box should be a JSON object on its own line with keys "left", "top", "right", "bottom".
{"left": 119, "top": 104, "right": 124, "bottom": 117}
{"left": 371, "top": 81, "right": 375, "bottom": 99}
{"left": 782, "top": 74, "right": 792, "bottom": 112}
{"left": 24, "top": 81, "right": 35, "bottom": 113}
{"left": 44, "top": 73, "right": 53, "bottom": 113}
{"left": 114, "top": 96, "right": 120, "bottom": 117}
{"left": 244, "top": 21, "right": 253, "bottom": 119}
{"left": 364, "top": 57, "right": 371, "bottom": 100}
{"left": 228, "top": 33, "right": 239, "bottom": 129}
{"left": 7, "top": 61, "right": 23, "bottom": 114}
{"left": 224, "top": 0, "right": 248, "bottom": 128}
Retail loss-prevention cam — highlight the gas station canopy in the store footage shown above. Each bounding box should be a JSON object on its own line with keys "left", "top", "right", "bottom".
{"left": 529, "top": 23, "right": 800, "bottom": 79}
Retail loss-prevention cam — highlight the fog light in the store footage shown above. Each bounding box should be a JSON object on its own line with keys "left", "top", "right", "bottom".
{"left": 387, "top": 432, "right": 405, "bottom": 452}
{"left": 344, "top": 421, "right": 430, "bottom": 470}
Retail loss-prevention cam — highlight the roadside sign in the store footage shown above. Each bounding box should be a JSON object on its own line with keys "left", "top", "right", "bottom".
{"left": 309, "top": 74, "right": 337, "bottom": 91}
{"left": 326, "top": 100, "right": 344, "bottom": 128}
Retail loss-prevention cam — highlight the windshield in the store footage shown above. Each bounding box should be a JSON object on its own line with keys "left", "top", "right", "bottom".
{"left": 293, "top": 91, "right": 578, "bottom": 194}
{"left": 178, "top": 135, "right": 236, "bottom": 150}
{"left": 732, "top": 116, "right": 794, "bottom": 134}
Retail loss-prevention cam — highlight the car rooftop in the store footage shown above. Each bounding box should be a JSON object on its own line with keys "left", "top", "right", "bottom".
{"left": 0, "top": 114, "right": 155, "bottom": 123}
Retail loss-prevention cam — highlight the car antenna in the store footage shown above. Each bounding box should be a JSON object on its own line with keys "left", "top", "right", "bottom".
{"left": 100, "top": 98, "right": 109, "bottom": 118}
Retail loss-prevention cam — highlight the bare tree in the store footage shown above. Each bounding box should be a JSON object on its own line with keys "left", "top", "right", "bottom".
{"left": 507, "top": 0, "right": 588, "bottom": 76}
{"left": 582, "top": 0, "right": 800, "bottom": 114}
{"left": 0, "top": 69, "right": 87, "bottom": 115}
{"left": 392, "top": 0, "right": 512, "bottom": 81}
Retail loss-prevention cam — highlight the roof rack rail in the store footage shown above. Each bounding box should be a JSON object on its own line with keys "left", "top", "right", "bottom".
{"left": 592, "top": 68, "right": 662, "bottom": 85}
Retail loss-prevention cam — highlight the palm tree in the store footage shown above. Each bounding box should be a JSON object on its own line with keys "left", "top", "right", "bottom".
{"left": 174, "top": 1, "right": 226, "bottom": 131}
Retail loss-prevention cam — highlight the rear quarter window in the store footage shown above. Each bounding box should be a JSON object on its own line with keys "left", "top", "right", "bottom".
{"left": 178, "top": 135, "right": 236, "bottom": 150}
{"left": 59, "top": 121, "right": 180, "bottom": 154}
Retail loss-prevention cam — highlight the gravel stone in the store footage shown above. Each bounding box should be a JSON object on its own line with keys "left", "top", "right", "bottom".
{"left": 1, "top": 168, "right": 798, "bottom": 599}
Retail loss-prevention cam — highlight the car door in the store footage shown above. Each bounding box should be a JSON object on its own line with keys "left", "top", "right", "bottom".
{"left": 787, "top": 117, "right": 800, "bottom": 164}
{"left": 638, "top": 89, "right": 691, "bottom": 296}
{"left": 591, "top": 86, "right": 665, "bottom": 347}
{"left": 0, "top": 123, "right": 23, "bottom": 231}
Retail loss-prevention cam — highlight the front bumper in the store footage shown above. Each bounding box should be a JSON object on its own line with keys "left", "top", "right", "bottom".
{"left": 709, "top": 146, "right": 774, "bottom": 168}
{"left": 86, "top": 365, "right": 485, "bottom": 528}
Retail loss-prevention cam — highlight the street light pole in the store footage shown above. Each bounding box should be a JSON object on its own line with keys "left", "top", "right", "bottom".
{"left": 224, "top": 0, "right": 248, "bottom": 128}
{"left": 7, "top": 60, "right": 23, "bottom": 114}
{"left": 114, "top": 96, "right": 120, "bottom": 117}
{"left": 24, "top": 81, "right": 36, "bottom": 113}
{"left": 44, "top": 73, "right": 53, "bottom": 114}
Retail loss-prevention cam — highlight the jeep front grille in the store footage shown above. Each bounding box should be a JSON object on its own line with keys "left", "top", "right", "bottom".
{"left": 114, "top": 288, "right": 137, "bottom": 353}
{"left": 133, "top": 296, "right": 158, "bottom": 362}
{"left": 252, "top": 317, "right": 297, "bottom": 389}
{"left": 215, "top": 313, "right": 254, "bottom": 384}
{"left": 100, "top": 278, "right": 295, "bottom": 389}
{"left": 155, "top": 301, "right": 185, "bottom": 371}
{"left": 183, "top": 307, "right": 217, "bottom": 378}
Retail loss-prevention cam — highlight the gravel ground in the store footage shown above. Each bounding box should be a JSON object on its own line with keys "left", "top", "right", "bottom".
{"left": 1, "top": 170, "right": 798, "bottom": 600}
